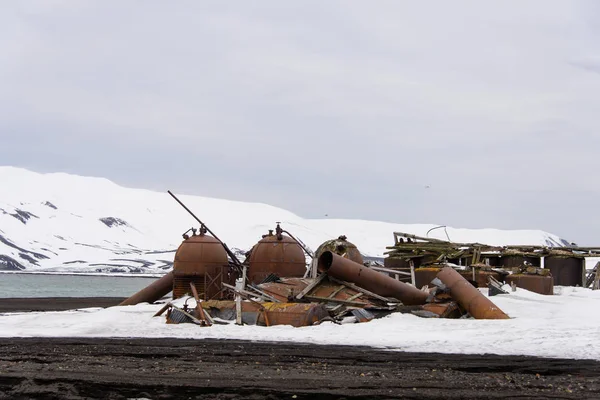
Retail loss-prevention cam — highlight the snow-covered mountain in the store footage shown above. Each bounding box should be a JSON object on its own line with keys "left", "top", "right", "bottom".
{"left": 0, "top": 167, "right": 571, "bottom": 274}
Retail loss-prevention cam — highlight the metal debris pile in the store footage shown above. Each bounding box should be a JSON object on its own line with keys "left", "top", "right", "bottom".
{"left": 118, "top": 193, "right": 599, "bottom": 330}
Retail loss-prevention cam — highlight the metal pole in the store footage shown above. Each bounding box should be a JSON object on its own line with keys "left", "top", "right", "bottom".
{"left": 168, "top": 190, "right": 243, "bottom": 269}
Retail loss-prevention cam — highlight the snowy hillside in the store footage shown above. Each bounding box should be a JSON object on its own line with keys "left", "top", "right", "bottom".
{"left": 0, "top": 167, "right": 571, "bottom": 274}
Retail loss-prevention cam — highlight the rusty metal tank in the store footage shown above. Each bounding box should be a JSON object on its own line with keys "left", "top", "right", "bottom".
{"left": 173, "top": 230, "right": 230, "bottom": 300}
{"left": 247, "top": 229, "right": 306, "bottom": 284}
{"left": 505, "top": 274, "right": 554, "bottom": 295}
{"left": 315, "top": 235, "right": 364, "bottom": 265}
{"left": 544, "top": 256, "right": 585, "bottom": 287}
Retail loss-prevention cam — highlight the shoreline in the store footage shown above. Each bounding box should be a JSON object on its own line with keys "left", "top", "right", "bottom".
{"left": 0, "top": 270, "right": 163, "bottom": 278}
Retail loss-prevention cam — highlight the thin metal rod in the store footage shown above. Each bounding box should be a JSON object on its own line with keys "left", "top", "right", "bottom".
{"left": 168, "top": 190, "right": 243, "bottom": 268}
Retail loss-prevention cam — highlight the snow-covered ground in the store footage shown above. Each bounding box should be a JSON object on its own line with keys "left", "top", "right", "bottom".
{"left": 0, "top": 166, "right": 576, "bottom": 274}
{"left": 1, "top": 285, "right": 599, "bottom": 360}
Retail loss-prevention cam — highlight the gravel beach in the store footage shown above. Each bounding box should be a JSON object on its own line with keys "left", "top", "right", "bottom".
{"left": 0, "top": 298, "right": 599, "bottom": 399}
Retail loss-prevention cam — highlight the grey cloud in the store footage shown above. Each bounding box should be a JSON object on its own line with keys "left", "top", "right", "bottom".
{"left": 1, "top": 0, "right": 599, "bottom": 244}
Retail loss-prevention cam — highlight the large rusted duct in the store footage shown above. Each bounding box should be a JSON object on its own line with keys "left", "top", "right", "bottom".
{"left": 119, "top": 271, "right": 174, "bottom": 306}
{"left": 436, "top": 267, "right": 509, "bottom": 320}
{"left": 317, "top": 251, "right": 428, "bottom": 305}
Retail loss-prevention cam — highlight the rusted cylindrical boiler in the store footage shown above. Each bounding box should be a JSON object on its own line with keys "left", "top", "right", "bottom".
{"left": 119, "top": 271, "right": 174, "bottom": 306}
{"left": 544, "top": 256, "right": 585, "bottom": 287}
{"left": 315, "top": 235, "right": 364, "bottom": 265}
{"left": 318, "top": 251, "right": 429, "bottom": 305}
{"left": 247, "top": 229, "right": 306, "bottom": 284}
{"left": 436, "top": 267, "right": 509, "bottom": 319}
{"left": 173, "top": 232, "right": 230, "bottom": 300}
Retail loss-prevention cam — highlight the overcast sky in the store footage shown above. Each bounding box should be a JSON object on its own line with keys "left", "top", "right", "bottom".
{"left": 1, "top": 1, "right": 599, "bottom": 244}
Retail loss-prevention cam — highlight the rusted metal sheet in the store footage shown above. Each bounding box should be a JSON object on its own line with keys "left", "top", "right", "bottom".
{"left": 544, "top": 256, "right": 585, "bottom": 287}
{"left": 247, "top": 231, "right": 306, "bottom": 284}
{"left": 257, "top": 276, "right": 384, "bottom": 308}
{"left": 458, "top": 270, "right": 502, "bottom": 288}
{"left": 173, "top": 233, "right": 231, "bottom": 299}
{"left": 414, "top": 267, "right": 442, "bottom": 288}
{"left": 315, "top": 235, "right": 364, "bottom": 265}
{"left": 309, "top": 284, "right": 368, "bottom": 305}
{"left": 504, "top": 274, "right": 554, "bottom": 295}
{"left": 200, "top": 301, "right": 328, "bottom": 327}
{"left": 318, "top": 251, "right": 429, "bottom": 305}
{"left": 436, "top": 267, "right": 509, "bottom": 319}
{"left": 256, "top": 277, "right": 310, "bottom": 302}
{"left": 119, "top": 271, "right": 174, "bottom": 306}
{"left": 419, "top": 302, "right": 462, "bottom": 318}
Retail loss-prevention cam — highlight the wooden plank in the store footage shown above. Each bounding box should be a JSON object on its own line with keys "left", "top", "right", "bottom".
{"left": 245, "top": 285, "right": 282, "bottom": 303}
{"left": 369, "top": 266, "right": 411, "bottom": 276}
{"left": 327, "top": 277, "right": 392, "bottom": 303}
{"left": 189, "top": 282, "right": 200, "bottom": 302}
{"left": 304, "top": 295, "right": 368, "bottom": 306}
{"left": 190, "top": 282, "right": 210, "bottom": 324}
{"left": 295, "top": 273, "right": 327, "bottom": 300}
{"left": 223, "top": 282, "right": 280, "bottom": 303}
{"left": 328, "top": 285, "right": 346, "bottom": 299}
{"left": 170, "top": 305, "right": 206, "bottom": 326}
{"left": 346, "top": 293, "right": 363, "bottom": 301}
{"left": 153, "top": 302, "right": 172, "bottom": 317}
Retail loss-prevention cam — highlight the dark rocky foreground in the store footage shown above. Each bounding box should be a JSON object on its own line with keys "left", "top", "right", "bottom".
{"left": 0, "top": 298, "right": 599, "bottom": 399}
{"left": 0, "top": 297, "right": 126, "bottom": 313}
{"left": 0, "top": 338, "right": 599, "bottom": 400}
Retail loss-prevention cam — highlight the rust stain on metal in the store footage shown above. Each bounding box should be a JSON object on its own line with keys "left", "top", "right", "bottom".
{"left": 247, "top": 230, "right": 306, "bottom": 284}
{"left": 421, "top": 302, "right": 462, "bottom": 318}
{"left": 200, "top": 301, "right": 328, "bottom": 327}
{"left": 436, "top": 267, "right": 509, "bottom": 320}
{"left": 173, "top": 232, "right": 231, "bottom": 299}
{"left": 315, "top": 235, "right": 364, "bottom": 265}
{"left": 257, "top": 278, "right": 310, "bottom": 302}
{"left": 318, "top": 251, "right": 429, "bottom": 305}
{"left": 505, "top": 274, "right": 554, "bottom": 295}
{"left": 458, "top": 270, "right": 502, "bottom": 288}
{"left": 414, "top": 267, "right": 442, "bottom": 289}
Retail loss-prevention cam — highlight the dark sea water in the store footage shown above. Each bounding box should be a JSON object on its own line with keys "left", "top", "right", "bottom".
{"left": 0, "top": 273, "right": 160, "bottom": 298}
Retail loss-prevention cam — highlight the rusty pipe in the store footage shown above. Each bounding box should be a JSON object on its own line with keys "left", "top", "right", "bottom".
{"left": 119, "top": 271, "right": 174, "bottom": 306}
{"left": 317, "top": 251, "right": 429, "bottom": 305}
{"left": 436, "top": 267, "right": 509, "bottom": 319}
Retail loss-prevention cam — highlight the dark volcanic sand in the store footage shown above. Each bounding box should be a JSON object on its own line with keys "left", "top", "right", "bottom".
{"left": 0, "top": 298, "right": 599, "bottom": 399}
{"left": 0, "top": 297, "right": 126, "bottom": 313}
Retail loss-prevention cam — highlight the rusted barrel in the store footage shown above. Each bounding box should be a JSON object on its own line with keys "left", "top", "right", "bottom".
{"left": 318, "top": 251, "right": 428, "bottom": 305}
{"left": 436, "top": 267, "right": 509, "bottom": 320}
{"left": 119, "top": 271, "right": 174, "bottom": 306}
